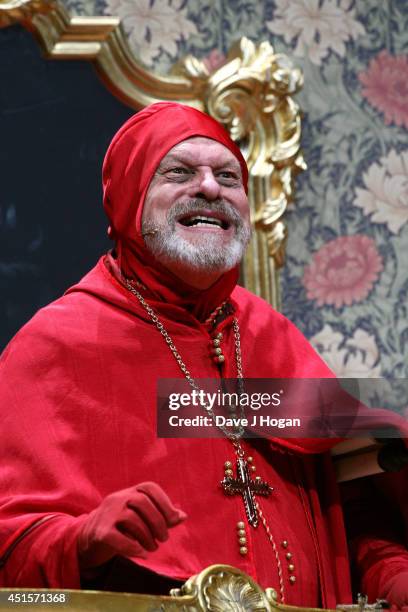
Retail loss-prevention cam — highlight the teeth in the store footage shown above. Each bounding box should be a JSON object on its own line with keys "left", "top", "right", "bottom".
{"left": 185, "top": 216, "right": 223, "bottom": 228}
{"left": 194, "top": 221, "right": 221, "bottom": 227}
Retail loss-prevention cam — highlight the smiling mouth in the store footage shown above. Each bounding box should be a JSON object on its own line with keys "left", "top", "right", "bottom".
{"left": 178, "top": 214, "right": 230, "bottom": 230}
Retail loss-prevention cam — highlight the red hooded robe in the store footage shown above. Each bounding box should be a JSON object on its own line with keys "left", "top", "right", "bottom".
{"left": 1, "top": 103, "right": 407, "bottom": 608}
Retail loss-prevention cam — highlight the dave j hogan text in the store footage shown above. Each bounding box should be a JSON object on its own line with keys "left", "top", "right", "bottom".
{"left": 167, "top": 414, "right": 301, "bottom": 429}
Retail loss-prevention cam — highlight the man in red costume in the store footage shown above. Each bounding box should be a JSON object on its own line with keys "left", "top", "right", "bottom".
{"left": 0, "top": 103, "right": 407, "bottom": 608}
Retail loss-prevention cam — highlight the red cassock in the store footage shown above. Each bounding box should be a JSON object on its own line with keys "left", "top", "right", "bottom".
{"left": 0, "top": 255, "right": 350, "bottom": 607}
{"left": 0, "top": 103, "right": 407, "bottom": 608}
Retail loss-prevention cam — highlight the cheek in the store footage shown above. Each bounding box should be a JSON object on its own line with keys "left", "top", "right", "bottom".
{"left": 142, "top": 191, "right": 174, "bottom": 225}
{"left": 151, "top": 205, "right": 170, "bottom": 223}
{"left": 154, "top": 187, "right": 191, "bottom": 222}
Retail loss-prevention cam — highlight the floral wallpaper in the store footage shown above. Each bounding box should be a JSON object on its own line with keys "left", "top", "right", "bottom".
{"left": 61, "top": 0, "right": 408, "bottom": 387}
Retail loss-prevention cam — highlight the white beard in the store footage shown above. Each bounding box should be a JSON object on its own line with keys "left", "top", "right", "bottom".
{"left": 143, "top": 199, "right": 251, "bottom": 274}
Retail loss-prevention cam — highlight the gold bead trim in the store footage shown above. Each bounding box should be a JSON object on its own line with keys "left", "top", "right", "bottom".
{"left": 281, "top": 542, "right": 296, "bottom": 585}
{"left": 210, "top": 332, "right": 225, "bottom": 364}
{"left": 257, "top": 503, "right": 285, "bottom": 603}
{"left": 224, "top": 461, "right": 234, "bottom": 479}
{"left": 236, "top": 521, "right": 248, "bottom": 556}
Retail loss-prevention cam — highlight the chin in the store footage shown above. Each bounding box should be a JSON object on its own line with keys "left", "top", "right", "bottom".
{"left": 166, "top": 242, "right": 244, "bottom": 274}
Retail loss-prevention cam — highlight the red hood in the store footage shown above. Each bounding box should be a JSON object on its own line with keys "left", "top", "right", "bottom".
{"left": 101, "top": 102, "right": 248, "bottom": 321}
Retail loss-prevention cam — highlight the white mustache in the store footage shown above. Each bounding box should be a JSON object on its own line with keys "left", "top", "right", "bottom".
{"left": 142, "top": 199, "right": 244, "bottom": 237}
{"left": 168, "top": 198, "right": 243, "bottom": 228}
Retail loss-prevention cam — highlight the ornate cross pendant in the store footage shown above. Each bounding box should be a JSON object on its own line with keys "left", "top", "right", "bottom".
{"left": 221, "top": 457, "right": 273, "bottom": 527}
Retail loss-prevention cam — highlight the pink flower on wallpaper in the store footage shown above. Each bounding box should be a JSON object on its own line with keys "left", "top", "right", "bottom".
{"left": 202, "top": 49, "right": 226, "bottom": 73}
{"left": 303, "top": 235, "right": 383, "bottom": 308}
{"left": 359, "top": 51, "right": 408, "bottom": 129}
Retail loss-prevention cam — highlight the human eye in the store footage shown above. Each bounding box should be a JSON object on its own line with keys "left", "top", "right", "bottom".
{"left": 165, "top": 166, "right": 192, "bottom": 181}
{"left": 217, "top": 170, "right": 241, "bottom": 185}
{"left": 169, "top": 167, "right": 189, "bottom": 174}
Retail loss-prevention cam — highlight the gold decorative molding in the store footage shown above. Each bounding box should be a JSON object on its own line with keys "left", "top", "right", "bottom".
{"left": 0, "top": 565, "right": 323, "bottom": 611}
{"left": 0, "top": 0, "right": 305, "bottom": 307}
{"left": 0, "top": 564, "right": 383, "bottom": 610}
{"left": 169, "top": 565, "right": 382, "bottom": 611}
{"left": 169, "top": 564, "right": 281, "bottom": 610}
{"left": 0, "top": 0, "right": 203, "bottom": 106}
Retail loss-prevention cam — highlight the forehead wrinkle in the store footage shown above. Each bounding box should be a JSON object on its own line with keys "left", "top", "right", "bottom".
{"left": 157, "top": 153, "right": 188, "bottom": 170}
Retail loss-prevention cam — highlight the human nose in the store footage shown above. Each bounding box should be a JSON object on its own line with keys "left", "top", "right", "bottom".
{"left": 193, "top": 168, "right": 221, "bottom": 201}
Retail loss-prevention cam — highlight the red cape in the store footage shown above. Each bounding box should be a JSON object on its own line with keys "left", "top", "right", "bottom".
{"left": 0, "top": 257, "right": 351, "bottom": 606}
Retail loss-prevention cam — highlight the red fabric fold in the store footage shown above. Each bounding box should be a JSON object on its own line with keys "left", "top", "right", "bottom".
{"left": 0, "top": 515, "right": 86, "bottom": 588}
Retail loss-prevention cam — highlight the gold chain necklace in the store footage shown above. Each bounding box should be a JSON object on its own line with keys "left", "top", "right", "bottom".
{"left": 125, "top": 279, "right": 244, "bottom": 439}
{"left": 124, "top": 279, "right": 286, "bottom": 603}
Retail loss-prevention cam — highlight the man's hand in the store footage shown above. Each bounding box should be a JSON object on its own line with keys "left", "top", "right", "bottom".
{"left": 77, "top": 482, "right": 187, "bottom": 571}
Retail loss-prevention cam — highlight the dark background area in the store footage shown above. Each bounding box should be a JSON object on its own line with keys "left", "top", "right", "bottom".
{"left": 0, "top": 25, "right": 133, "bottom": 350}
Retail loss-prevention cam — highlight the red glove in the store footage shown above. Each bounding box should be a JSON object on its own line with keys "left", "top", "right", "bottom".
{"left": 383, "top": 573, "right": 408, "bottom": 610}
{"left": 77, "top": 482, "right": 186, "bottom": 571}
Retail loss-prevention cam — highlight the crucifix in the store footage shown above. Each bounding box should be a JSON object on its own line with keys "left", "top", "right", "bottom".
{"left": 221, "top": 457, "right": 273, "bottom": 527}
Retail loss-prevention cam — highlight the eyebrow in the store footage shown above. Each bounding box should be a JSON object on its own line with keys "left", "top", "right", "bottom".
{"left": 157, "top": 153, "right": 242, "bottom": 175}
{"left": 156, "top": 154, "right": 187, "bottom": 170}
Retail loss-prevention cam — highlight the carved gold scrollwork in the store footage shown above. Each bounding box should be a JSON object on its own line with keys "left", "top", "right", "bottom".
{"left": 175, "top": 38, "right": 306, "bottom": 305}
{"left": 0, "top": 1, "right": 305, "bottom": 307}
{"left": 170, "top": 564, "right": 279, "bottom": 611}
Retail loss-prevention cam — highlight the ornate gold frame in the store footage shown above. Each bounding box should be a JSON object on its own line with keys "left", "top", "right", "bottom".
{"left": 0, "top": 0, "right": 304, "bottom": 306}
